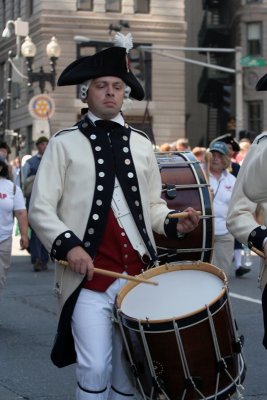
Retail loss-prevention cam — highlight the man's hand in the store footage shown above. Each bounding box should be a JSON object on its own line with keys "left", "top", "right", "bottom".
{"left": 20, "top": 234, "right": 29, "bottom": 250}
{"left": 176, "top": 207, "right": 200, "bottom": 234}
{"left": 66, "top": 246, "right": 94, "bottom": 280}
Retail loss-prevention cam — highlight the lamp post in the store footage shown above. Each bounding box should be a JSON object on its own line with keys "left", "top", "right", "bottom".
{"left": 21, "top": 36, "right": 61, "bottom": 93}
{"left": 1, "top": 18, "right": 29, "bottom": 139}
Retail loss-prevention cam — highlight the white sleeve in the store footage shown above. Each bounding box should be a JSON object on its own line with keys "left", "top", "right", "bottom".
{"left": 227, "top": 144, "right": 259, "bottom": 244}
{"left": 13, "top": 186, "right": 26, "bottom": 210}
{"left": 242, "top": 136, "right": 267, "bottom": 204}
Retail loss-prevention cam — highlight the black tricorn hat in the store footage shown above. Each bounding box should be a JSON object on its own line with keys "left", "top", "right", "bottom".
{"left": 57, "top": 46, "right": 144, "bottom": 101}
{"left": 256, "top": 73, "right": 267, "bottom": 91}
{"left": 209, "top": 133, "right": 240, "bottom": 152}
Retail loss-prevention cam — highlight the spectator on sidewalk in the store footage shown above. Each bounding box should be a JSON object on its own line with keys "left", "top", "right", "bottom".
{"left": 209, "top": 133, "right": 250, "bottom": 277}
{"left": 208, "top": 141, "right": 236, "bottom": 276}
{"left": 24, "top": 136, "right": 49, "bottom": 271}
{"left": 0, "top": 154, "right": 29, "bottom": 295}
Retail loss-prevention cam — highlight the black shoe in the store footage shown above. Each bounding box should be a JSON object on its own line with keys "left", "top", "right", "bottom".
{"left": 33, "top": 260, "right": 42, "bottom": 272}
{"left": 235, "top": 266, "right": 251, "bottom": 277}
{"left": 41, "top": 263, "right": 48, "bottom": 271}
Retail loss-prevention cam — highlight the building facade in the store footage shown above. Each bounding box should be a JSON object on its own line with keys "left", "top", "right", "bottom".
{"left": 185, "top": 0, "right": 267, "bottom": 147}
{"left": 0, "top": 0, "right": 188, "bottom": 155}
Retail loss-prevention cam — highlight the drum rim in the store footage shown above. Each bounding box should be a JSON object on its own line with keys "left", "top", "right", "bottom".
{"left": 116, "top": 262, "right": 227, "bottom": 325}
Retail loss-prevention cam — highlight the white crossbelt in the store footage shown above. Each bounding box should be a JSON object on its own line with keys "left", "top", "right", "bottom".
{"left": 111, "top": 177, "right": 149, "bottom": 258}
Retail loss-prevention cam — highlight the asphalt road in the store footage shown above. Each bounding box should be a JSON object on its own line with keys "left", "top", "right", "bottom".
{"left": 1, "top": 236, "right": 267, "bottom": 400}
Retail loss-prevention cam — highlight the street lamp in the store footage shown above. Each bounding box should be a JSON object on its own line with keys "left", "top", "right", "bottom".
{"left": 2, "top": 17, "right": 29, "bottom": 58}
{"left": 21, "top": 36, "right": 61, "bottom": 93}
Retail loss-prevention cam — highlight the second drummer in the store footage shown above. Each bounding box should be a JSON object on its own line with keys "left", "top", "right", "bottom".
{"left": 28, "top": 33, "right": 199, "bottom": 400}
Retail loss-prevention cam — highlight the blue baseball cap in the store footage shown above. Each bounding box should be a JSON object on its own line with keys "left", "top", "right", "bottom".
{"left": 209, "top": 141, "right": 228, "bottom": 155}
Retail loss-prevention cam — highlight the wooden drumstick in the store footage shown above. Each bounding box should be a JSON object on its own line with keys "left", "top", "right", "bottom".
{"left": 251, "top": 246, "right": 265, "bottom": 259}
{"left": 168, "top": 211, "right": 202, "bottom": 219}
{"left": 58, "top": 260, "right": 158, "bottom": 286}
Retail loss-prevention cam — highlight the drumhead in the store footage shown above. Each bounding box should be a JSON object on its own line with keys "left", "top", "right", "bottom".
{"left": 119, "top": 265, "right": 225, "bottom": 321}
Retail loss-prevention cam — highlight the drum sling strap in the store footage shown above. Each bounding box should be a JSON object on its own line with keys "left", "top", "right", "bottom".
{"left": 78, "top": 117, "right": 158, "bottom": 264}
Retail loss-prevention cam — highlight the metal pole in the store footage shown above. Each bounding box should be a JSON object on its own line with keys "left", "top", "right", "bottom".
{"left": 140, "top": 45, "right": 244, "bottom": 141}
{"left": 143, "top": 48, "right": 236, "bottom": 74}
{"left": 5, "top": 50, "right": 13, "bottom": 137}
{"left": 235, "top": 46, "right": 243, "bottom": 141}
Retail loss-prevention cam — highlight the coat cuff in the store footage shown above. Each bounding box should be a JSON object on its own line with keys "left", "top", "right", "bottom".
{"left": 50, "top": 230, "right": 84, "bottom": 261}
{"left": 164, "top": 211, "right": 186, "bottom": 240}
{"left": 248, "top": 225, "right": 267, "bottom": 250}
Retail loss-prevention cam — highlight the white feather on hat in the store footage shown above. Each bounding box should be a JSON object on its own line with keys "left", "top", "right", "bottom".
{"left": 114, "top": 32, "right": 133, "bottom": 53}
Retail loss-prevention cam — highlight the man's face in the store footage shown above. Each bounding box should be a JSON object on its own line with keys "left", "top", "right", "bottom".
{"left": 37, "top": 141, "right": 48, "bottom": 155}
{"left": 86, "top": 77, "right": 125, "bottom": 119}
{"left": 0, "top": 148, "right": 8, "bottom": 159}
{"left": 227, "top": 143, "right": 234, "bottom": 157}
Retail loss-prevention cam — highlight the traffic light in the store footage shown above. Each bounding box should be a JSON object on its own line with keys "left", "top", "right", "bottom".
{"left": 222, "top": 84, "right": 232, "bottom": 115}
{"left": 0, "top": 98, "right": 6, "bottom": 132}
{"left": 129, "top": 48, "right": 145, "bottom": 83}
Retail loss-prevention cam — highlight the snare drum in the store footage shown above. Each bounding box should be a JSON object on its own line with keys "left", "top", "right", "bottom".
{"left": 155, "top": 151, "right": 213, "bottom": 263}
{"left": 116, "top": 262, "right": 245, "bottom": 400}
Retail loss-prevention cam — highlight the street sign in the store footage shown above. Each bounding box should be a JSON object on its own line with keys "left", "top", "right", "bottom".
{"left": 240, "top": 55, "right": 266, "bottom": 67}
{"left": 28, "top": 94, "right": 55, "bottom": 120}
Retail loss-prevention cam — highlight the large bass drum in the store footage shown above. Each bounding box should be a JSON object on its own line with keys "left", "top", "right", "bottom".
{"left": 116, "top": 262, "right": 245, "bottom": 400}
{"left": 154, "top": 151, "right": 213, "bottom": 263}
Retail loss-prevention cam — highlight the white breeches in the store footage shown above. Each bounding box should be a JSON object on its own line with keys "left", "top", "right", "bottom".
{"left": 72, "top": 279, "right": 136, "bottom": 400}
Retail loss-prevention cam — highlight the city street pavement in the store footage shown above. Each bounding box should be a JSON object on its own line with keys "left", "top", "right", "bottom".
{"left": 1, "top": 236, "right": 267, "bottom": 399}
{"left": 0, "top": 236, "right": 76, "bottom": 400}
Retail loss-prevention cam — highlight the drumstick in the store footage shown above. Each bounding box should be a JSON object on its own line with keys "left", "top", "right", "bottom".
{"left": 58, "top": 260, "right": 158, "bottom": 286}
{"left": 168, "top": 211, "right": 202, "bottom": 219}
{"left": 251, "top": 246, "right": 265, "bottom": 259}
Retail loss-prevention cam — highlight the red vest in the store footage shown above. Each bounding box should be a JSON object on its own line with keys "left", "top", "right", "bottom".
{"left": 83, "top": 208, "right": 145, "bottom": 292}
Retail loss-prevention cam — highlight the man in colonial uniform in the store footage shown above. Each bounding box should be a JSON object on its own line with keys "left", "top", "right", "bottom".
{"left": 227, "top": 71, "right": 267, "bottom": 350}
{"left": 29, "top": 33, "right": 199, "bottom": 400}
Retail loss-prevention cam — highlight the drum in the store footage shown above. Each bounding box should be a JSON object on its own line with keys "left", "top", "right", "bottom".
{"left": 116, "top": 262, "right": 246, "bottom": 400}
{"left": 155, "top": 151, "right": 213, "bottom": 263}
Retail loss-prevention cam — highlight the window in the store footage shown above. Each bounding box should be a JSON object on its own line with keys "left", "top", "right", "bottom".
{"left": 77, "top": 0, "right": 93, "bottom": 11}
{"left": 247, "top": 22, "right": 262, "bottom": 56}
{"left": 247, "top": 100, "right": 263, "bottom": 133}
{"left": 134, "top": 0, "right": 150, "bottom": 14}
{"left": 15, "top": 0, "right": 21, "bottom": 19}
{"left": 106, "top": 0, "right": 121, "bottom": 12}
{"left": 2, "top": 0, "right": 6, "bottom": 31}
{"left": 26, "top": 0, "right": 34, "bottom": 17}
{"left": 10, "top": 0, "right": 14, "bottom": 19}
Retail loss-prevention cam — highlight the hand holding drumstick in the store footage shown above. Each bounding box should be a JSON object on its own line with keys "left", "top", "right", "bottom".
{"left": 63, "top": 246, "right": 157, "bottom": 285}
{"left": 169, "top": 207, "right": 200, "bottom": 235}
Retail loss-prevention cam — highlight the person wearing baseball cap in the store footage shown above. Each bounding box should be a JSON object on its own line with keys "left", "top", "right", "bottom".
{"left": 209, "top": 137, "right": 250, "bottom": 277}
{"left": 208, "top": 141, "right": 237, "bottom": 277}
{"left": 28, "top": 32, "right": 200, "bottom": 399}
